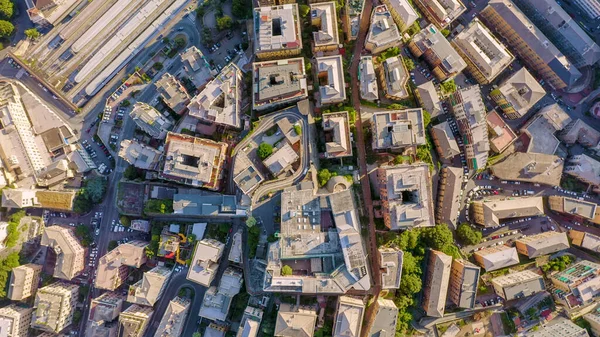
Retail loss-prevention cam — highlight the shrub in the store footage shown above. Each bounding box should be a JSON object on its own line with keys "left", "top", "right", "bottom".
{"left": 257, "top": 143, "right": 273, "bottom": 160}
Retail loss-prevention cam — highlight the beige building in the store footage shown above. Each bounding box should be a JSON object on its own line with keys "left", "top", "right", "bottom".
{"left": 367, "top": 298, "right": 398, "bottom": 336}
{"left": 199, "top": 268, "right": 243, "bottom": 321}
{"left": 379, "top": 56, "right": 409, "bottom": 100}
{"left": 236, "top": 306, "right": 263, "bottom": 337}
{"left": 275, "top": 304, "right": 317, "bottom": 337}
{"left": 365, "top": 5, "right": 401, "bottom": 54}
{"left": 41, "top": 226, "right": 85, "bottom": 280}
{"left": 316, "top": 55, "right": 346, "bottom": 106}
{"left": 452, "top": 19, "right": 514, "bottom": 84}
{"left": 8, "top": 263, "right": 42, "bottom": 301}
{"left": 448, "top": 259, "right": 480, "bottom": 309}
{"left": 95, "top": 241, "right": 148, "bottom": 291}
{"left": 471, "top": 197, "right": 544, "bottom": 227}
{"left": 0, "top": 304, "right": 33, "bottom": 337}
{"left": 416, "top": 81, "right": 443, "bottom": 117}
{"left": 322, "top": 112, "right": 352, "bottom": 158}
{"left": 118, "top": 304, "right": 154, "bottom": 337}
{"left": 333, "top": 296, "right": 365, "bottom": 337}
{"left": 515, "top": 231, "right": 570, "bottom": 258}
{"left": 254, "top": 4, "right": 303, "bottom": 59}
{"left": 380, "top": 248, "right": 403, "bottom": 289}
{"left": 252, "top": 58, "right": 308, "bottom": 112}
{"left": 380, "top": 0, "right": 418, "bottom": 32}
{"left": 31, "top": 281, "right": 79, "bottom": 334}
{"left": 436, "top": 166, "right": 463, "bottom": 229}
{"left": 491, "top": 270, "right": 545, "bottom": 300}
{"left": 490, "top": 152, "right": 563, "bottom": 187}
{"left": 474, "top": 245, "right": 520, "bottom": 271}
{"left": 160, "top": 132, "right": 228, "bottom": 191}
{"left": 154, "top": 297, "right": 190, "bottom": 337}
{"left": 408, "top": 24, "right": 467, "bottom": 80}
{"left": 310, "top": 2, "right": 339, "bottom": 52}
{"left": 377, "top": 164, "right": 434, "bottom": 230}
{"left": 414, "top": 0, "right": 466, "bottom": 29}
{"left": 127, "top": 266, "right": 172, "bottom": 307}
{"left": 520, "top": 104, "right": 571, "bottom": 155}
{"left": 118, "top": 139, "right": 162, "bottom": 171}
{"left": 565, "top": 154, "right": 600, "bottom": 190}
{"left": 422, "top": 250, "right": 452, "bottom": 317}
{"left": 188, "top": 63, "right": 243, "bottom": 129}
{"left": 548, "top": 196, "right": 600, "bottom": 224}
{"left": 187, "top": 238, "right": 225, "bottom": 287}
{"left": 431, "top": 121, "right": 460, "bottom": 161}
{"left": 155, "top": 73, "right": 190, "bottom": 115}
{"left": 359, "top": 56, "right": 379, "bottom": 102}
{"left": 263, "top": 143, "right": 299, "bottom": 177}
{"left": 371, "top": 109, "right": 426, "bottom": 151}
{"left": 490, "top": 68, "right": 546, "bottom": 119}
{"left": 560, "top": 119, "right": 600, "bottom": 148}
{"left": 86, "top": 292, "right": 124, "bottom": 337}
{"left": 129, "top": 102, "right": 173, "bottom": 139}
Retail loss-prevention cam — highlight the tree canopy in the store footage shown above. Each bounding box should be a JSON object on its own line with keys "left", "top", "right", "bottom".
{"left": 281, "top": 265, "right": 293, "bottom": 276}
{"left": 0, "top": 20, "right": 14, "bottom": 38}
{"left": 25, "top": 28, "right": 40, "bottom": 40}
{"left": 456, "top": 223, "right": 482, "bottom": 245}
{"left": 0, "top": 0, "right": 13, "bottom": 20}
{"left": 299, "top": 4, "right": 310, "bottom": 17}
{"left": 216, "top": 16, "right": 233, "bottom": 31}
{"left": 317, "top": 169, "right": 338, "bottom": 187}
{"left": 402, "top": 57, "right": 415, "bottom": 71}
{"left": 0, "top": 252, "right": 20, "bottom": 298}
{"left": 440, "top": 80, "right": 457, "bottom": 95}
{"left": 257, "top": 143, "right": 273, "bottom": 160}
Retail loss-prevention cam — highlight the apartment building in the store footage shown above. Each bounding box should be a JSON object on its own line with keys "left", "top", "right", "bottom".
{"left": 486, "top": 110, "right": 518, "bottom": 154}
{"left": 584, "top": 307, "right": 600, "bottom": 337}
{"left": 187, "top": 239, "right": 225, "bottom": 287}
{"left": 316, "top": 55, "right": 346, "bottom": 105}
{"left": 95, "top": 241, "right": 148, "bottom": 291}
{"left": 160, "top": 132, "right": 228, "bottom": 190}
{"left": 414, "top": 0, "right": 466, "bottom": 28}
{"left": 520, "top": 104, "right": 571, "bottom": 155}
{"left": 408, "top": 24, "right": 467, "bottom": 80}
{"left": 448, "top": 85, "right": 489, "bottom": 170}
{"left": 515, "top": 231, "right": 570, "bottom": 258}
{"left": 572, "top": 0, "right": 600, "bottom": 19}
{"left": 560, "top": 119, "right": 600, "bottom": 147}
{"left": 118, "top": 139, "right": 162, "bottom": 171}
{"left": 359, "top": 56, "right": 379, "bottom": 102}
{"left": 565, "top": 154, "right": 600, "bottom": 190}
{"left": 490, "top": 68, "right": 546, "bottom": 119}
{"left": 310, "top": 2, "right": 339, "bottom": 52}
{"left": 333, "top": 297, "right": 365, "bottom": 337}
{"left": 416, "top": 81, "right": 443, "bottom": 117}
{"left": 322, "top": 112, "right": 353, "bottom": 158}
{"left": 118, "top": 304, "right": 154, "bottom": 337}
{"left": 491, "top": 270, "right": 545, "bottom": 300}
{"left": 367, "top": 299, "right": 398, "bottom": 336}
{"left": 86, "top": 292, "right": 124, "bottom": 337}
{"left": 431, "top": 121, "right": 460, "bottom": 161}
{"left": 31, "top": 282, "right": 79, "bottom": 334}
{"left": 380, "top": 248, "right": 403, "bottom": 289}
{"left": 8, "top": 263, "right": 42, "bottom": 301}
{"left": 512, "top": 0, "right": 600, "bottom": 67}
{"left": 252, "top": 58, "right": 308, "bottom": 111}
{"left": 422, "top": 250, "right": 452, "bottom": 317}
{"left": 40, "top": 226, "right": 85, "bottom": 281}
{"left": 154, "top": 297, "right": 190, "bottom": 337}
{"left": 377, "top": 164, "right": 435, "bottom": 230}
{"left": 436, "top": 166, "right": 463, "bottom": 229}
{"left": 236, "top": 306, "right": 263, "bottom": 337}
{"left": 380, "top": 56, "right": 409, "bottom": 100}
{"left": 452, "top": 19, "right": 514, "bottom": 84}
{"left": 480, "top": 0, "right": 582, "bottom": 90}
{"left": 471, "top": 197, "right": 544, "bottom": 227}
{"left": 254, "top": 4, "right": 303, "bottom": 59}
{"left": 275, "top": 304, "right": 317, "bottom": 337}
{"left": 155, "top": 73, "right": 190, "bottom": 115}
{"left": 199, "top": 268, "right": 243, "bottom": 322}
{"left": 380, "top": 0, "right": 418, "bottom": 32}
{"left": 549, "top": 196, "right": 600, "bottom": 224}
{"left": 523, "top": 317, "right": 589, "bottom": 337}
{"left": 263, "top": 143, "right": 299, "bottom": 177}
{"left": 129, "top": 102, "right": 173, "bottom": 139}
{"left": 365, "top": 5, "right": 401, "bottom": 54}
{"left": 187, "top": 63, "right": 243, "bottom": 129}
{"left": 371, "top": 109, "right": 426, "bottom": 151}
{"left": 490, "top": 152, "right": 563, "bottom": 187}
{"left": 0, "top": 304, "right": 33, "bottom": 337}
{"left": 474, "top": 245, "right": 520, "bottom": 271}
{"left": 127, "top": 266, "right": 172, "bottom": 307}
{"left": 449, "top": 259, "right": 480, "bottom": 309}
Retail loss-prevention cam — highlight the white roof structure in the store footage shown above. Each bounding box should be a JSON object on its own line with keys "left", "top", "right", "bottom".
{"left": 199, "top": 268, "right": 243, "bottom": 322}
{"left": 187, "top": 239, "right": 225, "bottom": 287}
{"left": 254, "top": 4, "right": 303, "bottom": 54}
{"left": 474, "top": 246, "right": 520, "bottom": 271}
{"left": 252, "top": 58, "right": 308, "bottom": 111}
{"left": 416, "top": 81, "right": 442, "bottom": 117}
{"left": 130, "top": 102, "right": 173, "bottom": 139}
{"left": 118, "top": 139, "right": 162, "bottom": 170}
{"left": 127, "top": 266, "right": 172, "bottom": 307}
{"left": 380, "top": 248, "right": 403, "bottom": 289}
{"left": 382, "top": 56, "right": 408, "bottom": 98}
{"left": 263, "top": 143, "right": 299, "bottom": 177}
{"left": 333, "top": 296, "right": 365, "bottom": 337}
{"left": 275, "top": 304, "right": 317, "bottom": 337}
{"left": 153, "top": 297, "right": 190, "bottom": 337}
{"left": 384, "top": 0, "right": 418, "bottom": 31}
{"left": 188, "top": 63, "right": 242, "bottom": 129}
{"left": 495, "top": 68, "right": 546, "bottom": 118}
{"left": 359, "top": 56, "right": 378, "bottom": 101}
{"left": 365, "top": 5, "right": 401, "bottom": 53}
{"left": 316, "top": 55, "right": 346, "bottom": 105}
{"left": 323, "top": 111, "right": 352, "bottom": 158}
{"left": 453, "top": 19, "right": 514, "bottom": 82}
{"left": 415, "top": 0, "right": 466, "bottom": 28}
{"left": 311, "top": 2, "right": 339, "bottom": 48}
{"left": 155, "top": 73, "right": 190, "bottom": 115}
{"left": 41, "top": 226, "right": 85, "bottom": 280}
{"left": 371, "top": 109, "right": 426, "bottom": 150}
{"left": 472, "top": 197, "right": 544, "bottom": 227}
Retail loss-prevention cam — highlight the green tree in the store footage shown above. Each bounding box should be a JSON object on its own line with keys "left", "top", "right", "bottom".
{"left": 399, "top": 273, "right": 422, "bottom": 295}
{"left": 421, "top": 224, "right": 454, "bottom": 250}
{"left": 192, "top": 333, "right": 202, "bottom": 337}
{"left": 120, "top": 216, "right": 131, "bottom": 227}
{"left": 232, "top": 0, "right": 250, "bottom": 18}
{"left": 0, "top": 20, "right": 14, "bottom": 38}
{"left": 246, "top": 216, "right": 257, "bottom": 227}
{"left": 216, "top": 15, "right": 233, "bottom": 31}
{"left": 293, "top": 124, "right": 302, "bottom": 135}
{"left": 73, "top": 190, "right": 93, "bottom": 214}
{"left": 219, "top": 223, "right": 229, "bottom": 234}
{"left": 423, "top": 110, "right": 431, "bottom": 128}
{"left": 108, "top": 241, "right": 118, "bottom": 251}
{"left": 85, "top": 177, "right": 107, "bottom": 203}
{"left": 73, "top": 311, "right": 83, "bottom": 324}
{"left": 0, "top": 0, "right": 13, "bottom": 20}
{"left": 440, "top": 80, "right": 457, "bottom": 95}
{"left": 441, "top": 29, "right": 451, "bottom": 37}
{"left": 456, "top": 223, "right": 482, "bottom": 245}
{"left": 281, "top": 265, "right": 293, "bottom": 276}
{"left": 124, "top": 165, "right": 141, "bottom": 180}
{"left": 402, "top": 57, "right": 415, "bottom": 71}
{"left": 153, "top": 62, "right": 164, "bottom": 70}
{"left": 317, "top": 168, "right": 336, "bottom": 187}
{"left": 174, "top": 37, "right": 186, "bottom": 49}
{"left": 121, "top": 100, "right": 131, "bottom": 107}
{"left": 257, "top": 143, "right": 273, "bottom": 160}
{"left": 299, "top": 4, "right": 310, "bottom": 17}
{"left": 25, "top": 28, "right": 40, "bottom": 40}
